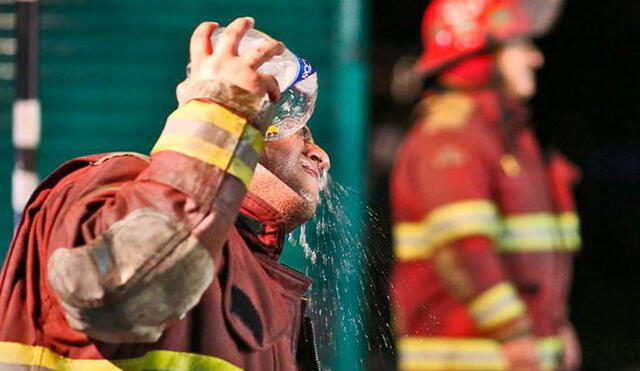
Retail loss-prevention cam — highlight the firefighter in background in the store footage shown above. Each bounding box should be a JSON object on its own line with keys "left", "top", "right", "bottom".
{"left": 390, "top": 0, "right": 581, "bottom": 370}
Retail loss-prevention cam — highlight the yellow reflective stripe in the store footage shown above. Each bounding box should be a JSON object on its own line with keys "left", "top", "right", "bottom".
{"left": 160, "top": 119, "right": 240, "bottom": 153}
{"left": 500, "top": 214, "right": 561, "bottom": 252}
{"left": 538, "top": 336, "right": 563, "bottom": 371}
{"left": 394, "top": 200, "right": 500, "bottom": 261}
{"left": 558, "top": 212, "right": 581, "bottom": 251}
{"left": 243, "top": 125, "right": 265, "bottom": 154}
{"left": 228, "top": 156, "right": 254, "bottom": 189}
{"left": 153, "top": 105, "right": 263, "bottom": 189}
{"left": 499, "top": 212, "right": 581, "bottom": 253}
{"left": 469, "top": 282, "right": 526, "bottom": 332}
{"left": 398, "top": 336, "right": 562, "bottom": 371}
{"left": 168, "top": 100, "right": 247, "bottom": 137}
{"left": 151, "top": 132, "right": 256, "bottom": 189}
{"left": 395, "top": 203, "right": 581, "bottom": 258}
{"left": 398, "top": 337, "right": 506, "bottom": 370}
{"left": 0, "top": 341, "right": 243, "bottom": 371}
{"left": 228, "top": 126, "right": 263, "bottom": 189}
{"left": 152, "top": 133, "right": 234, "bottom": 170}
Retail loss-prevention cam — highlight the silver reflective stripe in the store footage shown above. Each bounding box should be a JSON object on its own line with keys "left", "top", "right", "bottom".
{"left": 161, "top": 118, "right": 240, "bottom": 153}
{"left": 499, "top": 213, "right": 567, "bottom": 252}
{"left": 402, "top": 349, "right": 504, "bottom": 362}
{"left": 472, "top": 293, "right": 518, "bottom": 326}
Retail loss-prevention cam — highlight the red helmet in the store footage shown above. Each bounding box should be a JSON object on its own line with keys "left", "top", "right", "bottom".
{"left": 417, "top": 0, "right": 563, "bottom": 82}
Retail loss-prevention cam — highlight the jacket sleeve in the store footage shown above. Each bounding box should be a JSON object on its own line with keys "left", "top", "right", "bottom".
{"left": 46, "top": 80, "right": 269, "bottom": 343}
{"left": 393, "top": 125, "right": 532, "bottom": 341}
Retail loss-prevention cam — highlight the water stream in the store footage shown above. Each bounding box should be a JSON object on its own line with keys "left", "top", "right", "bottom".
{"left": 288, "top": 174, "right": 396, "bottom": 369}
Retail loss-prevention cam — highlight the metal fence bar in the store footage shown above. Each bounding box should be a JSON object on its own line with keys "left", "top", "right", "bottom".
{"left": 333, "top": 0, "right": 369, "bottom": 368}
{"left": 12, "top": 0, "right": 39, "bottom": 225}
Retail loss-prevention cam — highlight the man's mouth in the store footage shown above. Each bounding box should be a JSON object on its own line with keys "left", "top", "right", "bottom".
{"left": 301, "top": 160, "right": 320, "bottom": 181}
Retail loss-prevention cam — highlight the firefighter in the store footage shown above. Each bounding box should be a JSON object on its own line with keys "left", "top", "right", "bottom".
{"left": 0, "top": 18, "right": 328, "bottom": 370}
{"left": 390, "top": 0, "right": 580, "bottom": 370}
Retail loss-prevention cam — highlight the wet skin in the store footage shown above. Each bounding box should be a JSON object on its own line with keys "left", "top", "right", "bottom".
{"left": 259, "top": 126, "right": 331, "bottom": 216}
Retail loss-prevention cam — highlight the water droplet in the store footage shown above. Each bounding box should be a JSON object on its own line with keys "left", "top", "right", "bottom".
{"left": 287, "top": 230, "right": 297, "bottom": 246}
{"left": 300, "top": 223, "right": 316, "bottom": 264}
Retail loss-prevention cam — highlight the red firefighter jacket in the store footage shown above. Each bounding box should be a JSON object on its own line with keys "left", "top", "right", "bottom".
{"left": 0, "top": 99, "right": 319, "bottom": 370}
{"left": 390, "top": 89, "right": 580, "bottom": 370}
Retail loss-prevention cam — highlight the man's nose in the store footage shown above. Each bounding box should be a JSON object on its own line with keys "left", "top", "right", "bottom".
{"left": 307, "top": 144, "right": 331, "bottom": 172}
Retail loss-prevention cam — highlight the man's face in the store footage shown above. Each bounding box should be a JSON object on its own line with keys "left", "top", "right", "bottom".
{"left": 259, "top": 126, "right": 331, "bottom": 218}
{"left": 496, "top": 40, "right": 545, "bottom": 99}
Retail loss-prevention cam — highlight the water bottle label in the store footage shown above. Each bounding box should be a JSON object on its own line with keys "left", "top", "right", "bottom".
{"left": 291, "top": 56, "right": 317, "bottom": 88}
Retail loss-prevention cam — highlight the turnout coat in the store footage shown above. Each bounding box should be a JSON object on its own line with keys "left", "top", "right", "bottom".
{"left": 0, "top": 96, "right": 319, "bottom": 371}
{"left": 390, "top": 88, "right": 581, "bottom": 370}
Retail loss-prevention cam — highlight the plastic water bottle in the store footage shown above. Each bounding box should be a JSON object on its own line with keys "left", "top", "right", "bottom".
{"left": 211, "top": 28, "right": 318, "bottom": 140}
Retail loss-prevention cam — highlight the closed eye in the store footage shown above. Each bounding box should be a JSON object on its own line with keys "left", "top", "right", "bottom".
{"left": 300, "top": 126, "right": 313, "bottom": 145}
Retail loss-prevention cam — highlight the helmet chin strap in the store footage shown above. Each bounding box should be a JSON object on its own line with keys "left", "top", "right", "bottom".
{"left": 248, "top": 164, "right": 311, "bottom": 232}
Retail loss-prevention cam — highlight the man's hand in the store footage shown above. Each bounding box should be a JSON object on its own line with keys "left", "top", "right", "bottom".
{"left": 559, "top": 323, "right": 581, "bottom": 371}
{"left": 177, "top": 17, "right": 285, "bottom": 105}
{"left": 502, "top": 335, "right": 542, "bottom": 371}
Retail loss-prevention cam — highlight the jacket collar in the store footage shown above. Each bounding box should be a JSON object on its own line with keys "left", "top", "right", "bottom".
{"left": 237, "top": 191, "right": 287, "bottom": 260}
{"left": 470, "top": 88, "right": 529, "bottom": 127}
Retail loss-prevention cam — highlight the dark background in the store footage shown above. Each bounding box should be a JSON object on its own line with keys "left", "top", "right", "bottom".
{"left": 367, "top": 0, "right": 640, "bottom": 370}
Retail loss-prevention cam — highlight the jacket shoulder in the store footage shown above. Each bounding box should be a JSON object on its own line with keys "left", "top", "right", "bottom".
{"left": 26, "top": 152, "right": 150, "bottom": 208}
{"left": 416, "top": 91, "right": 476, "bottom": 134}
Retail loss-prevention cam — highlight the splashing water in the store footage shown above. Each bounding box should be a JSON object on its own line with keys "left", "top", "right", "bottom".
{"left": 287, "top": 173, "right": 396, "bottom": 369}
{"left": 288, "top": 229, "right": 297, "bottom": 246}
{"left": 319, "top": 170, "right": 330, "bottom": 192}
{"left": 299, "top": 223, "right": 316, "bottom": 264}
{"left": 288, "top": 225, "right": 316, "bottom": 264}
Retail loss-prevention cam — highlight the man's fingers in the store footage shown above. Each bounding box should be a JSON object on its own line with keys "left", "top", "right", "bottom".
{"left": 214, "top": 17, "right": 254, "bottom": 57}
{"left": 260, "top": 74, "right": 281, "bottom": 102}
{"left": 242, "top": 38, "right": 285, "bottom": 69}
{"left": 189, "top": 22, "right": 218, "bottom": 63}
{"left": 187, "top": 18, "right": 283, "bottom": 103}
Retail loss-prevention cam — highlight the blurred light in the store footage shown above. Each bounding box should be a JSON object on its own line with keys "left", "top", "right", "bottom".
{"left": 0, "top": 62, "right": 14, "bottom": 80}
{"left": 0, "top": 14, "right": 15, "bottom": 30}
{"left": 390, "top": 55, "right": 423, "bottom": 104}
{"left": 0, "top": 37, "right": 15, "bottom": 55}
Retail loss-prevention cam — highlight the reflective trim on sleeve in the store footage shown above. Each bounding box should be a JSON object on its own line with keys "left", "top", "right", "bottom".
{"left": 538, "top": 336, "right": 563, "bottom": 371}
{"left": 0, "top": 341, "right": 243, "bottom": 371}
{"left": 151, "top": 123, "right": 263, "bottom": 189}
{"left": 394, "top": 202, "right": 581, "bottom": 259}
{"left": 241, "top": 124, "right": 265, "bottom": 154}
{"left": 228, "top": 126, "right": 263, "bottom": 189}
{"left": 397, "top": 337, "right": 506, "bottom": 370}
{"left": 469, "top": 282, "right": 526, "bottom": 333}
{"left": 168, "top": 100, "right": 247, "bottom": 137}
{"left": 499, "top": 214, "right": 561, "bottom": 252}
{"left": 397, "top": 336, "right": 562, "bottom": 371}
{"left": 393, "top": 200, "right": 500, "bottom": 261}
{"left": 152, "top": 133, "right": 234, "bottom": 169}
{"left": 558, "top": 212, "right": 581, "bottom": 251}
{"left": 499, "top": 212, "right": 581, "bottom": 253}
{"left": 160, "top": 119, "right": 241, "bottom": 153}
{"left": 228, "top": 156, "right": 255, "bottom": 189}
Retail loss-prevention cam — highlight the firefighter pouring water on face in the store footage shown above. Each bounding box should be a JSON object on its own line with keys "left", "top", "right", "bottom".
{"left": 0, "top": 18, "right": 329, "bottom": 370}
{"left": 390, "top": 0, "right": 581, "bottom": 370}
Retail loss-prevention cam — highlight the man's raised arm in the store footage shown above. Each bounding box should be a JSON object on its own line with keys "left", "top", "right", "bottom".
{"left": 45, "top": 18, "right": 283, "bottom": 343}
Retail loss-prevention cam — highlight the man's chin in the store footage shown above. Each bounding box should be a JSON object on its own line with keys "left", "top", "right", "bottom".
{"left": 293, "top": 188, "right": 320, "bottom": 220}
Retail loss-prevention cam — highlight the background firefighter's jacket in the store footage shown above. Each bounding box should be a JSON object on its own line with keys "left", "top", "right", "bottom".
{"left": 390, "top": 88, "right": 580, "bottom": 370}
